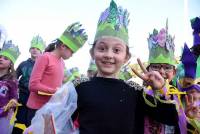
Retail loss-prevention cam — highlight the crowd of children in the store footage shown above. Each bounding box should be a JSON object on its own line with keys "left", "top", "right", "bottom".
{"left": 0, "top": 0, "right": 200, "bottom": 134}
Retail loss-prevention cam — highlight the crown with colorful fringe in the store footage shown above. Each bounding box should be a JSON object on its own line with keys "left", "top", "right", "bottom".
{"left": 94, "top": 0, "right": 130, "bottom": 45}
{"left": 191, "top": 16, "right": 200, "bottom": 47}
{"left": 148, "top": 19, "right": 176, "bottom": 65}
{"left": 0, "top": 40, "right": 20, "bottom": 63}
{"left": 176, "top": 43, "right": 200, "bottom": 92}
{"left": 59, "top": 22, "right": 88, "bottom": 53}
{"left": 30, "top": 35, "right": 46, "bottom": 52}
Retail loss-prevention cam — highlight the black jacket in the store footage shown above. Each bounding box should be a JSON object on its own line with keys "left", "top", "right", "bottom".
{"left": 73, "top": 77, "right": 179, "bottom": 134}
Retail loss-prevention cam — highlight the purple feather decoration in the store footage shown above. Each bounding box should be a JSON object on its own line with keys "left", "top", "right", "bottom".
{"left": 181, "top": 43, "right": 197, "bottom": 79}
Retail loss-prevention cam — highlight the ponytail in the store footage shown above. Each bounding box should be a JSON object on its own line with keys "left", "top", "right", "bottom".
{"left": 45, "top": 39, "right": 63, "bottom": 52}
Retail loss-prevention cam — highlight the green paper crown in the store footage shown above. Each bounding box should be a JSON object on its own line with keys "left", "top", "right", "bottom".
{"left": 118, "top": 65, "right": 132, "bottom": 80}
{"left": 59, "top": 22, "right": 88, "bottom": 53}
{"left": 70, "top": 67, "right": 80, "bottom": 78}
{"left": 30, "top": 35, "right": 46, "bottom": 52}
{"left": 87, "top": 59, "right": 97, "bottom": 71}
{"left": 65, "top": 67, "right": 81, "bottom": 82}
{"left": 147, "top": 20, "right": 176, "bottom": 65}
{"left": 94, "top": 0, "right": 130, "bottom": 45}
{"left": 0, "top": 40, "right": 20, "bottom": 63}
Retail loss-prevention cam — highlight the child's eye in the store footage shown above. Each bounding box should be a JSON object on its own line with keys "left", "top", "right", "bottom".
{"left": 151, "top": 65, "right": 160, "bottom": 70}
{"left": 97, "top": 47, "right": 105, "bottom": 52}
{"left": 183, "top": 82, "right": 192, "bottom": 87}
{"left": 163, "top": 65, "right": 173, "bottom": 70}
{"left": 113, "top": 48, "right": 121, "bottom": 53}
{"left": 0, "top": 56, "right": 8, "bottom": 61}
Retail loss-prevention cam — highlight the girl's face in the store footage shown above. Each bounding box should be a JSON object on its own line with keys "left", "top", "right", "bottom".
{"left": 60, "top": 44, "right": 73, "bottom": 60}
{"left": 91, "top": 37, "right": 130, "bottom": 78}
{"left": 148, "top": 63, "right": 176, "bottom": 81}
{"left": 0, "top": 55, "right": 12, "bottom": 70}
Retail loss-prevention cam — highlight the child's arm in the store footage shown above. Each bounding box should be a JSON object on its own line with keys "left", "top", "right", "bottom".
{"left": 129, "top": 81, "right": 179, "bottom": 126}
{"left": 142, "top": 91, "right": 178, "bottom": 125}
{"left": 4, "top": 80, "right": 20, "bottom": 111}
{"left": 29, "top": 54, "right": 54, "bottom": 94}
{"left": 8, "top": 80, "right": 18, "bottom": 100}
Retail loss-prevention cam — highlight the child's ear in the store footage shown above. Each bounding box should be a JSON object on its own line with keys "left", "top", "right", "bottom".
{"left": 173, "top": 68, "right": 177, "bottom": 76}
{"left": 61, "top": 44, "right": 66, "bottom": 49}
{"left": 124, "top": 53, "right": 131, "bottom": 63}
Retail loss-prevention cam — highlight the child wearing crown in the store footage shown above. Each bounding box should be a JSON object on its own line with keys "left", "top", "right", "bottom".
{"left": 24, "top": 1, "right": 180, "bottom": 134}
{"left": 176, "top": 16, "right": 200, "bottom": 134}
{"left": 0, "top": 40, "right": 20, "bottom": 134}
{"left": 26, "top": 22, "right": 88, "bottom": 127}
{"left": 142, "top": 20, "right": 186, "bottom": 134}
{"left": 12, "top": 35, "right": 46, "bottom": 134}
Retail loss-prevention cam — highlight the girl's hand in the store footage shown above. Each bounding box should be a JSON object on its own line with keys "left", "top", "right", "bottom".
{"left": 130, "top": 58, "right": 165, "bottom": 90}
{"left": 3, "top": 99, "right": 19, "bottom": 111}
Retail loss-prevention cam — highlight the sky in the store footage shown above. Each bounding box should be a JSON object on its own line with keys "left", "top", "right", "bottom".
{"left": 0, "top": 0, "right": 200, "bottom": 74}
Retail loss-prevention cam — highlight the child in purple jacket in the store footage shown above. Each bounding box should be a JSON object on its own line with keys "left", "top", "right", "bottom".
{"left": 0, "top": 40, "right": 20, "bottom": 134}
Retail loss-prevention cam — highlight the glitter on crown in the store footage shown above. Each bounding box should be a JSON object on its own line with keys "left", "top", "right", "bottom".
{"left": 98, "top": 0, "right": 130, "bottom": 32}
{"left": 64, "top": 22, "right": 88, "bottom": 42}
{"left": 147, "top": 19, "right": 176, "bottom": 65}
{"left": 94, "top": 0, "right": 130, "bottom": 45}
{"left": 148, "top": 19, "right": 175, "bottom": 52}
{"left": 59, "top": 22, "right": 88, "bottom": 52}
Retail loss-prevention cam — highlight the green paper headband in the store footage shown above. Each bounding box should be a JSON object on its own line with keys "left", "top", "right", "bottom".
{"left": 59, "top": 22, "right": 88, "bottom": 53}
{"left": 148, "top": 46, "right": 176, "bottom": 65}
{"left": 0, "top": 40, "right": 20, "bottom": 63}
{"left": 30, "top": 35, "right": 46, "bottom": 52}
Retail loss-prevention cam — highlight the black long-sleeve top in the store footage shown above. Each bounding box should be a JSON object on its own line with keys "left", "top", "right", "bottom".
{"left": 74, "top": 77, "right": 179, "bottom": 134}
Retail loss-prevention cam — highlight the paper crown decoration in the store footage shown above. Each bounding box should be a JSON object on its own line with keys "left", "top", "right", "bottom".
{"left": 59, "top": 22, "right": 88, "bottom": 53}
{"left": 87, "top": 59, "right": 97, "bottom": 71}
{"left": 118, "top": 64, "right": 133, "bottom": 80}
{"left": 147, "top": 19, "right": 176, "bottom": 65}
{"left": 64, "top": 67, "right": 81, "bottom": 82}
{"left": 94, "top": 0, "right": 130, "bottom": 45}
{"left": 0, "top": 25, "right": 7, "bottom": 49}
{"left": 30, "top": 35, "right": 46, "bottom": 52}
{"left": 0, "top": 40, "right": 20, "bottom": 63}
{"left": 180, "top": 43, "right": 200, "bottom": 79}
{"left": 176, "top": 43, "right": 200, "bottom": 91}
{"left": 191, "top": 16, "right": 200, "bottom": 47}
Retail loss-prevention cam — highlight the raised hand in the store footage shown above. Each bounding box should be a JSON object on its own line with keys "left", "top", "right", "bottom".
{"left": 129, "top": 58, "right": 165, "bottom": 90}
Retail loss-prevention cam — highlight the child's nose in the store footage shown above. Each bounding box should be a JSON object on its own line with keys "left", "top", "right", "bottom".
{"left": 158, "top": 67, "right": 165, "bottom": 74}
{"left": 104, "top": 50, "right": 113, "bottom": 58}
